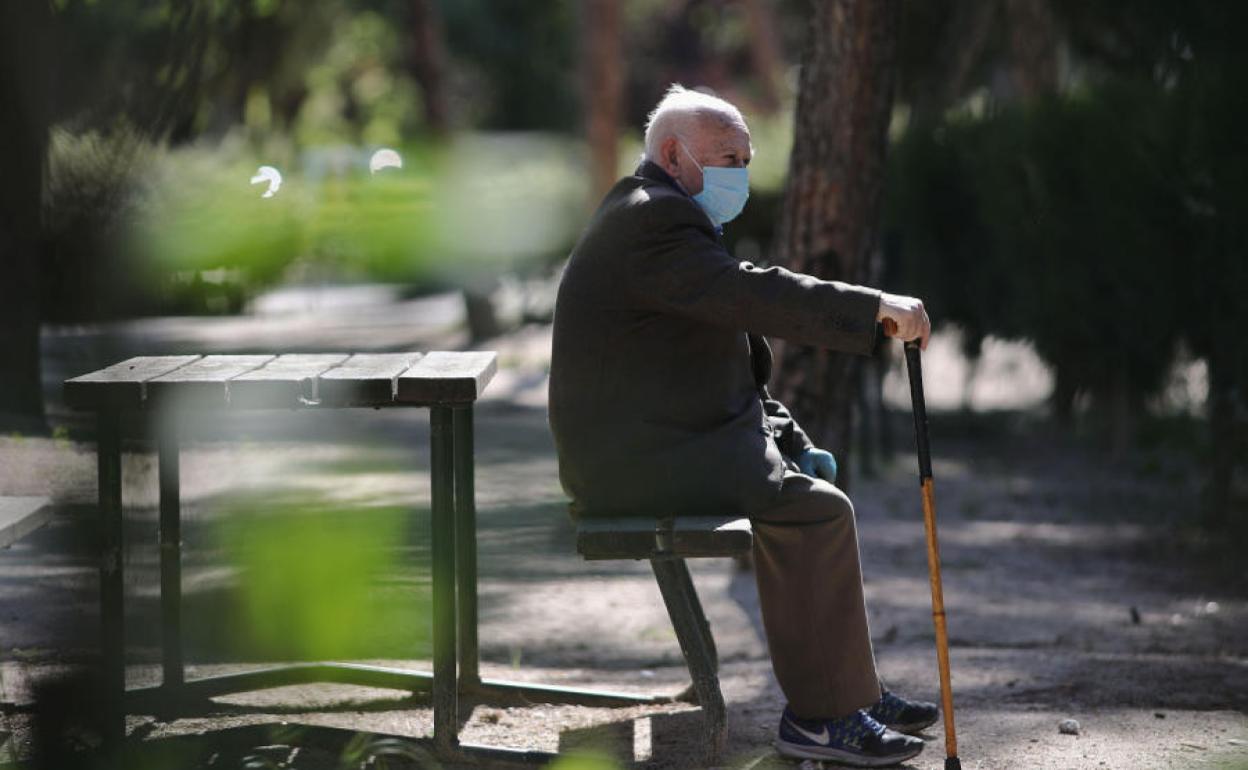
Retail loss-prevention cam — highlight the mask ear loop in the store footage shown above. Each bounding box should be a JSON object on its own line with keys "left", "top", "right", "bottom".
{"left": 678, "top": 141, "right": 705, "bottom": 174}
{"left": 674, "top": 141, "right": 708, "bottom": 199}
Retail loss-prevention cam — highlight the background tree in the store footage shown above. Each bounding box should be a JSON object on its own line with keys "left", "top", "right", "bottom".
{"left": 742, "top": 0, "right": 785, "bottom": 114}
{"left": 0, "top": 1, "right": 52, "bottom": 428}
{"left": 581, "top": 0, "right": 623, "bottom": 203}
{"left": 770, "top": 0, "right": 902, "bottom": 487}
{"left": 406, "top": 0, "right": 450, "bottom": 136}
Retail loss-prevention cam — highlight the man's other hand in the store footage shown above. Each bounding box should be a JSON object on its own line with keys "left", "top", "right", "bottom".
{"left": 878, "top": 292, "right": 931, "bottom": 350}
{"left": 796, "top": 447, "right": 838, "bottom": 484}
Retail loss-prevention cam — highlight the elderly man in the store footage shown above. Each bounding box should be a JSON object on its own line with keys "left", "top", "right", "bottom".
{"left": 549, "top": 85, "right": 935, "bottom": 767}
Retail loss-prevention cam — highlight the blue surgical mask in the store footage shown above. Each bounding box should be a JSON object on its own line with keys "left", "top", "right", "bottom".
{"left": 680, "top": 142, "right": 749, "bottom": 227}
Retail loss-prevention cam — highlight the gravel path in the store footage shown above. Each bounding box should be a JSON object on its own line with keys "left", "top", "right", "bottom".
{"left": 0, "top": 306, "right": 1244, "bottom": 769}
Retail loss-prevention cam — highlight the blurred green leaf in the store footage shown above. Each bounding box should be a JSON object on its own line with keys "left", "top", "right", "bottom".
{"left": 217, "top": 499, "right": 427, "bottom": 660}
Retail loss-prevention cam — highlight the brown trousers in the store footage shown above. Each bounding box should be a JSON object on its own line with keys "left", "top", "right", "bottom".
{"left": 751, "top": 471, "right": 882, "bottom": 719}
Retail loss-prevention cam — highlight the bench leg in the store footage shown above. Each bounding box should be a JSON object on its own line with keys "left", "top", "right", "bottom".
{"left": 453, "top": 406, "right": 480, "bottom": 690}
{"left": 97, "top": 410, "right": 125, "bottom": 754}
{"left": 650, "top": 558, "right": 725, "bottom": 762}
{"left": 429, "top": 407, "right": 459, "bottom": 757}
{"left": 157, "top": 417, "right": 183, "bottom": 694}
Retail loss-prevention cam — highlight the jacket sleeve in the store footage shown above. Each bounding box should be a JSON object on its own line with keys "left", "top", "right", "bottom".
{"left": 626, "top": 193, "right": 882, "bottom": 354}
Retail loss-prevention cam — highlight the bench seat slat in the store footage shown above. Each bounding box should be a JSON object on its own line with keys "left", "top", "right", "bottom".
{"left": 577, "top": 515, "right": 752, "bottom": 560}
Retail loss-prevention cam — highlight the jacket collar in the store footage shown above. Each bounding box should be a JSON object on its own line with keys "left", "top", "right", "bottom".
{"left": 636, "top": 159, "right": 685, "bottom": 193}
{"left": 635, "top": 159, "right": 723, "bottom": 237}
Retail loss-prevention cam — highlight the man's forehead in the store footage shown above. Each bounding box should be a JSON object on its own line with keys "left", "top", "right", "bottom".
{"left": 697, "top": 121, "right": 752, "bottom": 154}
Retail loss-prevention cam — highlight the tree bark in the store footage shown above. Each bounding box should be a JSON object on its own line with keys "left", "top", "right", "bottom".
{"left": 0, "top": 1, "right": 50, "bottom": 428}
{"left": 582, "top": 0, "right": 623, "bottom": 204}
{"left": 1004, "top": 0, "right": 1058, "bottom": 100}
{"left": 771, "top": 0, "right": 901, "bottom": 489}
{"left": 409, "top": 0, "right": 449, "bottom": 135}
{"left": 1205, "top": 350, "right": 1247, "bottom": 530}
{"left": 742, "top": 0, "right": 785, "bottom": 114}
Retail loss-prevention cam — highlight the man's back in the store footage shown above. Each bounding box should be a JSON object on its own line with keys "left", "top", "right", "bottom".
{"left": 548, "top": 162, "right": 880, "bottom": 518}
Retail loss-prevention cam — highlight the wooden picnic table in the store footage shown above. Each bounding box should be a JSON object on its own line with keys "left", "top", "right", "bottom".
{"left": 65, "top": 352, "right": 652, "bottom": 764}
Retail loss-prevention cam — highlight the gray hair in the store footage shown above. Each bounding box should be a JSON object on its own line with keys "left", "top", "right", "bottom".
{"left": 642, "top": 84, "right": 747, "bottom": 162}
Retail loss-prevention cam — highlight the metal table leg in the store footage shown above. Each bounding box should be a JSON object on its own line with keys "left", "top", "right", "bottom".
{"left": 448, "top": 405, "right": 657, "bottom": 710}
{"left": 453, "top": 406, "right": 480, "bottom": 690}
{"left": 429, "top": 406, "right": 459, "bottom": 756}
{"left": 97, "top": 410, "right": 125, "bottom": 751}
{"left": 157, "top": 416, "right": 183, "bottom": 692}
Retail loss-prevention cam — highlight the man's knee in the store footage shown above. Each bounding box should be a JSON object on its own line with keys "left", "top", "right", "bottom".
{"left": 807, "top": 478, "right": 856, "bottom": 524}
{"left": 753, "top": 472, "right": 857, "bottom": 526}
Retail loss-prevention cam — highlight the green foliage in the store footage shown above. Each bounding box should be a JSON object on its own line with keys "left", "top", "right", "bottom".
{"left": 544, "top": 751, "right": 622, "bottom": 770}
{"left": 122, "top": 132, "right": 587, "bottom": 309}
{"left": 889, "top": 1, "right": 1248, "bottom": 518}
{"left": 428, "top": 133, "right": 589, "bottom": 273}
{"left": 125, "top": 140, "right": 442, "bottom": 310}
{"left": 43, "top": 126, "right": 159, "bottom": 320}
{"left": 293, "top": 8, "right": 424, "bottom": 146}
{"left": 889, "top": 83, "right": 1193, "bottom": 417}
{"left": 438, "top": 0, "right": 578, "bottom": 131}
{"left": 216, "top": 498, "right": 429, "bottom": 661}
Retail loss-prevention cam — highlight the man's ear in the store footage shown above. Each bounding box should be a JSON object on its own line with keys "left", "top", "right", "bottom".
{"left": 660, "top": 136, "right": 680, "bottom": 174}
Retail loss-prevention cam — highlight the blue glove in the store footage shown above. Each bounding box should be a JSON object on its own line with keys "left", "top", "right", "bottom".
{"left": 796, "top": 447, "right": 838, "bottom": 484}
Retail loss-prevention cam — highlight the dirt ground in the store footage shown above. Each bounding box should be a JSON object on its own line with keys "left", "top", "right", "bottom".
{"left": 0, "top": 306, "right": 1245, "bottom": 770}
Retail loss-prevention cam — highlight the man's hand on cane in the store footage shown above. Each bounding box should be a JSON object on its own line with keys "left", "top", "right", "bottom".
{"left": 878, "top": 292, "right": 931, "bottom": 350}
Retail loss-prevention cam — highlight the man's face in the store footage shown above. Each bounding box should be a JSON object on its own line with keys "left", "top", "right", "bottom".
{"left": 662, "top": 119, "right": 752, "bottom": 196}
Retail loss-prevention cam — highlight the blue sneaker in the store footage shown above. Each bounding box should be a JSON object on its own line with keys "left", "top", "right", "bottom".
{"left": 868, "top": 690, "right": 940, "bottom": 735}
{"left": 776, "top": 706, "right": 924, "bottom": 766}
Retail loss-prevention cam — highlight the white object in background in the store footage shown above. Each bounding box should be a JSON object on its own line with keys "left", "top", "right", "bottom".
{"left": 250, "top": 165, "right": 283, "bottom": 198}
{"left": 369, "top": 148, "right": 403, "bottom": 174}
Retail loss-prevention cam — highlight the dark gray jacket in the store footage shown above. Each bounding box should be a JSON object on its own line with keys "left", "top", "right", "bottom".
{"left": 548, "top": 161, "right": 880, "bottom": 518}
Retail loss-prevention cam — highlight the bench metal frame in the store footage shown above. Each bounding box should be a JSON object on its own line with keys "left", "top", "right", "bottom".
{"left": 578, "top": 515, "right": 752, "bottom": 762}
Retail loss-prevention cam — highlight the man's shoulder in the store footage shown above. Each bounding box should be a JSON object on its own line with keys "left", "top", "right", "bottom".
{"left": 591, "top": 176, "right": 710, "bottom": 240}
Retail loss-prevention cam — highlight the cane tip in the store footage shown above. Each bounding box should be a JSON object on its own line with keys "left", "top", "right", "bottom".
{"left": 945, "top": 757, "right": 962, "bottom": 770}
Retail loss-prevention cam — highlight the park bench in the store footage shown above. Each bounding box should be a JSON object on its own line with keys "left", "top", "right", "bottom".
{"left": 0, "top": 496, "right": 53, "bottom": 549}
{"left": 576, "top": 514, "right": 753, "bottom": 760}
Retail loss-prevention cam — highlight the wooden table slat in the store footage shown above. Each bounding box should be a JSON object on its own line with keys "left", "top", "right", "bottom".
{"left": 64, "top": 351, "right": 498, "bottom": 410}
{"left": 228, "top": 354, "right": 351, "bottom": 409}
{"left": 146, "top": 355, "right": 276, "bottom": 407}
{"left": 397, "top": 351, "right": 498, "bottom": 404}
{"left": 63, "top": 355, "right": 203, "bottom": 409}
{"left": 317, "top": 352, "right": 425, "bottom": 407}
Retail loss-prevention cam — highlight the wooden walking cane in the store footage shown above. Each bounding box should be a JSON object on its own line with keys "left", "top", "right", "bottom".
{"left": 901, "top": 337, "right": 962, "bottom": 770}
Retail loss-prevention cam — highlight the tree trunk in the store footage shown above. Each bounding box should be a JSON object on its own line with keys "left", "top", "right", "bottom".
{"left": 742, "top": 0, "right": 785, "bottom": 114}
{"left": 0, "top": 1, "right": 50, "bottom": 429}
{"left": 1205, "top": 351, "right": 1246, "bottom": 530}
{"left": 1004, "top": 0, "right": 1058, "bottom": 100}
{"left": 409, "top": 0, "right": 449, "bottom": 135}
{"left": 770, "top": 0, "right": 901, "bottom": 490}
{"left": 581, "top": 0, "right": 623, "bottom": 204}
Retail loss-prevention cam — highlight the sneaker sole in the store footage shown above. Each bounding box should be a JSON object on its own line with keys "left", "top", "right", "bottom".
{"left": 774, "top": 738, "right": 924, "bottom": 767}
